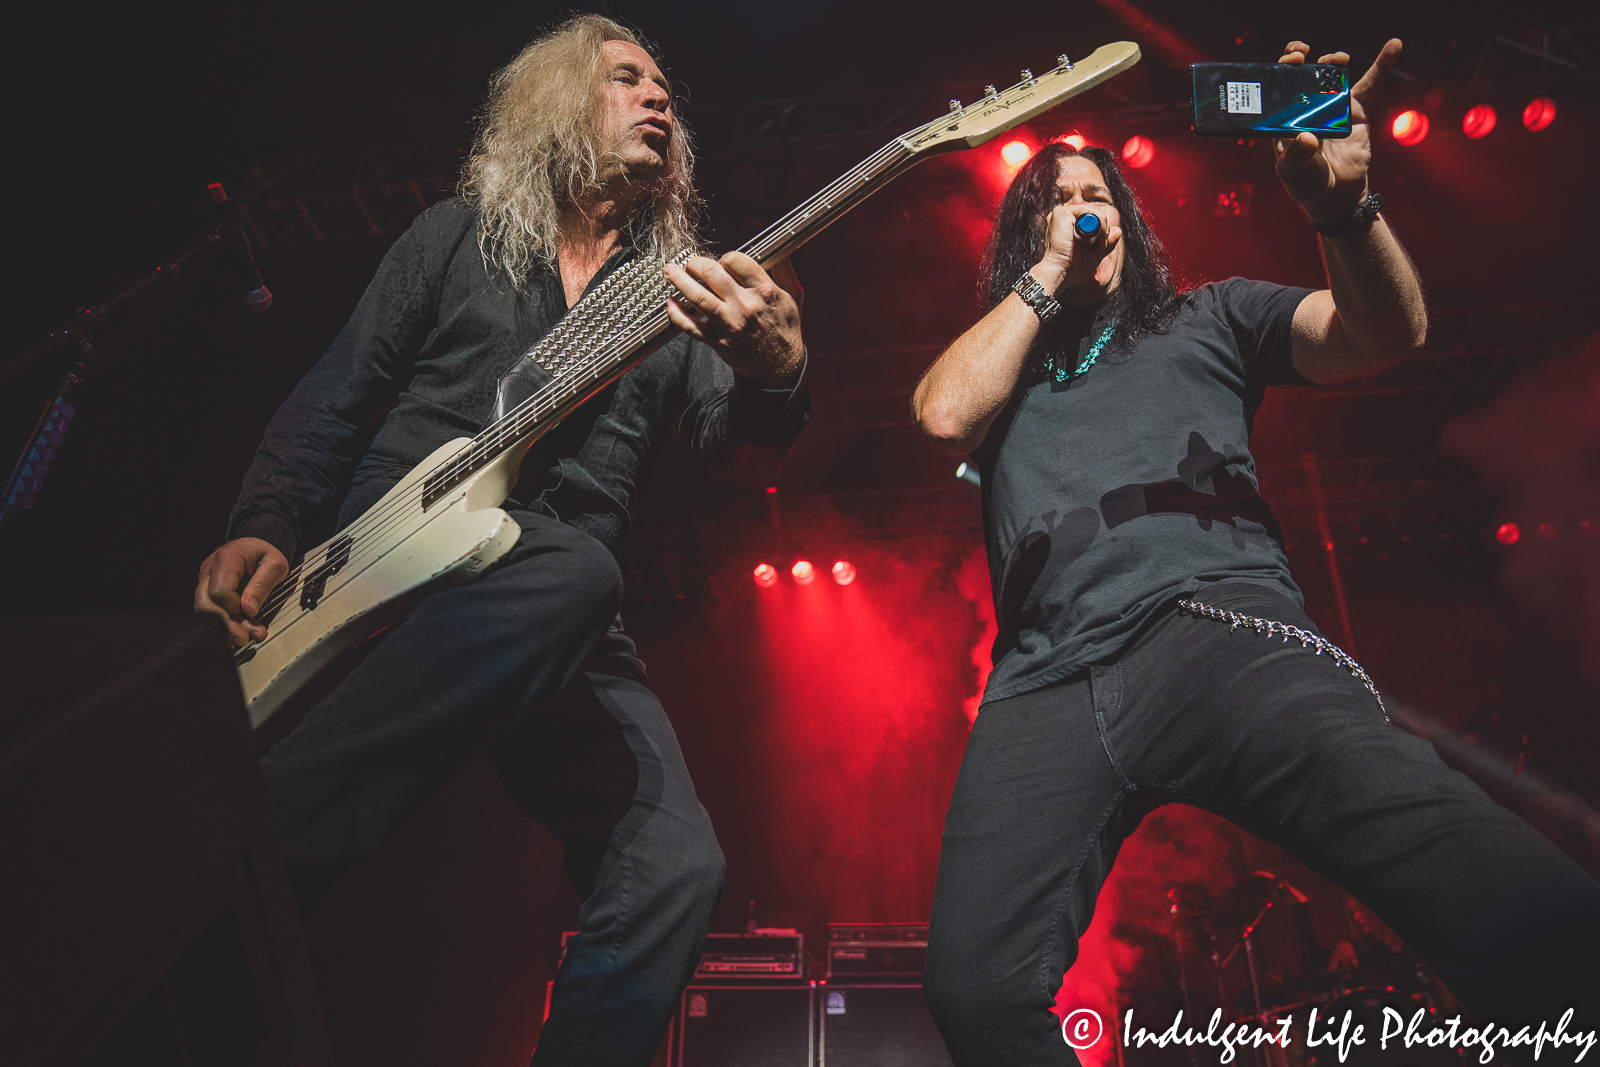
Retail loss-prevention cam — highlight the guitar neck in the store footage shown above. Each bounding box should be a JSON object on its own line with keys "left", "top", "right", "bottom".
{"left": 738, "top": 140, "right": 917, "bottom": 267}
{"left": 424, "top": 43, "right": 1140, "bottom": 506}
{"left": 423, "top": 139, "right": 923, "bottom": 507}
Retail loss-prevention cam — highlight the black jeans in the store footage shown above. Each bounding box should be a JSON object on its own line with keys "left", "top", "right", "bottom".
{"left": 261, "top": 509, "right": 723, "bottom": 1066}
{"left": 924, "top": 583, "right": 1600, "bottom": 1067}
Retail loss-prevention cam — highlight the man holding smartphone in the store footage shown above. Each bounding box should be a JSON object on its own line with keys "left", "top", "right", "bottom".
{"left": 913, "top": 38, "right": 1599, "bottom": 1064}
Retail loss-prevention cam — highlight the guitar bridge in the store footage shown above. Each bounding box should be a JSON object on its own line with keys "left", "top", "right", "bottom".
{"left": 300, "top": 535, "right": 353, "bottom": 610}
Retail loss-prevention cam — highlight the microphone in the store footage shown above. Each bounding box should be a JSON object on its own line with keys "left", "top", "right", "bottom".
{"left": 207, "top": 183, "right": 273, "bottom": 312}
{"left": 1072, "top": 211, "right": 1103, "bottom": 241}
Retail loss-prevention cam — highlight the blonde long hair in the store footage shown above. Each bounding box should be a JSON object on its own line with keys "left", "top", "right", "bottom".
{"left": 460, "top": 14, "right": 699, "bottom": 286}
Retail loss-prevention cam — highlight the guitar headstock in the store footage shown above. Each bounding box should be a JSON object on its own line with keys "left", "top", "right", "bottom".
{"left": 899, "top": 41, "right": 1141, "bottom": 157}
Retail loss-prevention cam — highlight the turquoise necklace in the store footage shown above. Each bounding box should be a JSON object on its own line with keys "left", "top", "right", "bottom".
{"left": 1041, "top": 321, "right": 1118, "bottom": 383}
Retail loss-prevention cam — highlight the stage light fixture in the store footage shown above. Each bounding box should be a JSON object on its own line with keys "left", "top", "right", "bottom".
{"left": 1495, "top": 523, "right": 1520, "bottom": 546}
{"left": 1060, "top": 131, "right": 1087, "bottom": 151}
{"left": 1522, "top": 97, "right": 1556, "bottom": 132}
{"left": 1001, "top": 140, "right": 1033, "bottom": 168}
{"left": 1122, "top": 135, "right": 1154, "bottom": 169}
{"left": 1391, "top": 110, "right": 1429, "bottom": 146}
{"left": 1462, "top": 104, "right": 1497, "bottom": 139}
{"left": 955, "top": 462, "right": 981, "bottom": 486}
{"left": 831, "top": 560, "right": 857, "bottom": 586}
{"left": 791, "top": 560, "right": 816, "bottom": 585}
{"left": 753, "top": 562, "right": 778, "bottom": 588}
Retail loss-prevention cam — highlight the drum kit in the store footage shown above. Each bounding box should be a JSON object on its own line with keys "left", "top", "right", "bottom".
{"left": 1153, "top": 874, "right": 1466, "bottom": 1067}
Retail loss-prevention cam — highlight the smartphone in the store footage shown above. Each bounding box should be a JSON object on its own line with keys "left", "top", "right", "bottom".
{"left": 1191, "top": 62, "right": 1350, "bottom": 138}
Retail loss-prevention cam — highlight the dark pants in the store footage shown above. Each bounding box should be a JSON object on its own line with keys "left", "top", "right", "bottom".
{"left": 924, "top": 583, "right": 1600, "bottom": 1067}
{"left": 261, "top": 509, "right": 724, "bottom": 1066}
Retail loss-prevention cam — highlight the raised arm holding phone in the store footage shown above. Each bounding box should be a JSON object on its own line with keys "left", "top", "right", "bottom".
{"left": 914, "top": 37, "right": 1599, "bottom": 1066}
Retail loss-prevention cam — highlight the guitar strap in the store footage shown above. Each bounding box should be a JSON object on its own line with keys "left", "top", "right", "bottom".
{"left": 492, "top": 248, "right": 691, "bottom": 422}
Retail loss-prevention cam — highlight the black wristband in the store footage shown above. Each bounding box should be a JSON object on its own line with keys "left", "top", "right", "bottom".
{"left": 1313, "top": 192, "right": 1384, "bottom": 239}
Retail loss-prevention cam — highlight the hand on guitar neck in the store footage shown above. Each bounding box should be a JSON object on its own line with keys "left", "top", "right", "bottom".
{"left": 195, "top": 537, "right": 289, "bottom": 647}
{"left": 664, "top": 252, "right": 806, "bottom": 387}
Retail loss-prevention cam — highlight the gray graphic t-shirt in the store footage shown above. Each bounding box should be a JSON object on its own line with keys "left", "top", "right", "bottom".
{"left": 970, "top": 277, "right": 1315, "bottom": 702}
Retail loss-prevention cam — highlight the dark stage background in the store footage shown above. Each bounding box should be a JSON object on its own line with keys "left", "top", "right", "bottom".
{"left": 5, "top": 2, "right": 1598, "bottom": 1064}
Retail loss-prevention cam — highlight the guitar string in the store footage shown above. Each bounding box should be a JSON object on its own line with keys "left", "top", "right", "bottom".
{"left": 249, "top": 255, "right": 676, "bottom": 620}
{"left": 245, "top": 58, "right": 1087, "bottom": 631}
{"left": 245, "top": 62, "right": 1066, "bottom": 628}
{"left": 251, "top": 144, "right": 902, "bottom": 620}
{"left": 408, "top": 51, "right": 1100, "bottom": 495}
{"left": 250, "top": 137, "right": 913, "bottom": 626}
{"left": 246, "top": 54, "right": 1078, "bottom": 630}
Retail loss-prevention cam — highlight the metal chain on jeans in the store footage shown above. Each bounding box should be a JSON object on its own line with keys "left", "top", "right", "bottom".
{"left": 1177, "top": 598, "right": 1388, "bottom": 722}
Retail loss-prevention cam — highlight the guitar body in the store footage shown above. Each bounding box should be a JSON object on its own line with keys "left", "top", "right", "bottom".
{"left": 236, "top": 435, "right": 528, "bottom": 729}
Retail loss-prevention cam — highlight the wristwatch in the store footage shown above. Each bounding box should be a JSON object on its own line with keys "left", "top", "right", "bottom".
{"left": 1313, "top": 192, "right": 1384, "bottom": 239}
{"left": 1012, "top": 272, "right": 1062, "bottom": 323}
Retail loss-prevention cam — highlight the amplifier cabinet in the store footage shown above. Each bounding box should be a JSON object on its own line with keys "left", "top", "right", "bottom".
{"left": 819, "top": 984, "right": 953, "bottom": 1067}
{"left": 675, "top": 982, "right": 814, "bottom": 1067}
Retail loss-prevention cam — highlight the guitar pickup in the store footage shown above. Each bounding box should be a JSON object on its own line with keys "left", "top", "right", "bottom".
{"left": 300, "top": 535, "right": 353, "bottom": 610}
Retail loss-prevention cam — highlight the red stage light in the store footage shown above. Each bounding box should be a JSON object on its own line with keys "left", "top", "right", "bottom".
{"left": 1522, "top": 97, "right": 1556, "bottom": 132}
{"left": 831, "top": 560, "right": 857, "bottom": 586}
{"left": 1495, "top": 523, "right": 1520, "bottom": 545}
{"left": 1000, "top": 140, "right": 1033, "bottom": 168}
{"left": 1391, "top": 110, "right": 1429, "bottom": 146}
{"left": 1122, "top": 135, "right": 1154, "bottom": 169}
{"left": 753, "top": 562, "right": 778, "bottom": 588}
{"left": 1060, "top": 131, "right": 1087, "bottom": 151}
{"left": 1538, "top": 522, "right": 1559, "bottom": 541}
{"left": 765, "top": 485, "right": 777, "bottom": 494}
{"left": 791, "top": 560, "right": 816, "bottom": 585}
{"left": 1462, "top": 104, "right": 1497, "bottom": 139}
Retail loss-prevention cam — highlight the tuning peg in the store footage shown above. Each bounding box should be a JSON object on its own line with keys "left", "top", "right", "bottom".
{"left": 1021, "top": 69, "right": 1035, "bottom": 86}
{"left": 948, "top": 99, "right": 962, "bottom": 113}
{"left": 1057, "top": 54, "right": 1073, "bottom": 70}
{"left": 984, "top": 84, "right": 998, "bottom": 99}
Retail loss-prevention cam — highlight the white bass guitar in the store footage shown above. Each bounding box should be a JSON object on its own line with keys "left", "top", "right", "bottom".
{"left": 234, "top": 42, "right": 1142, "bottom": 730}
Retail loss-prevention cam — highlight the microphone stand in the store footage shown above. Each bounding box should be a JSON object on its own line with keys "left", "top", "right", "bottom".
{"left": 0, "top": 223, "right": 228, "bottom": 537}
{"left": 1217, "top": 884, "right": 1291, "bottom": 1067}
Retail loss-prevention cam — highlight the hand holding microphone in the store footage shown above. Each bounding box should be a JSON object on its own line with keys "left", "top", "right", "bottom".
{"left": 1033, "top": 202, "right": 1121, "bottom": 308}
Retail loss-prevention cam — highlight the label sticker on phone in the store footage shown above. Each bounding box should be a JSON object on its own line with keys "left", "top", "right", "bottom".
{"left": 1225, "top": 82, "right": 1262, "bottom": 114}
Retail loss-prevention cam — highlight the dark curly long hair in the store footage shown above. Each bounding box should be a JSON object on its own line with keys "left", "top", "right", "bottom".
{"left": 981, "top": 142, "right": 1182, "bottom": 361}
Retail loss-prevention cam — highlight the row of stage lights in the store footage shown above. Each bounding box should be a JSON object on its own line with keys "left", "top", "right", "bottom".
{"left": 746, "top": 525, "right": 1580, "bottom": 589}
{"left": 1391, "top": 96, "right": 1557, "bottom": 146}
{"left": 752, "top": 559, "right": 857, "bottom": 587}
{"left": 997, "top": 94, "right": 1560, "bottom": 175}
{"left": 1495, "top": 519, "right": 1598, "bottom": 546}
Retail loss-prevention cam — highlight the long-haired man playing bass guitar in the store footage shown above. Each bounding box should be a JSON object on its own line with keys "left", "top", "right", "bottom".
{"left": 195, "top": 16, "right": 809, "bottom": 1063}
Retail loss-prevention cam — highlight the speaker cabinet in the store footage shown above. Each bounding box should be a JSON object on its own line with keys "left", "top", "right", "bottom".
{"left": 675, "top": 982, "right": 814, "bottom": 1066}
{"left": 819, "top": 983, "right": 953, "bottom": 1067}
